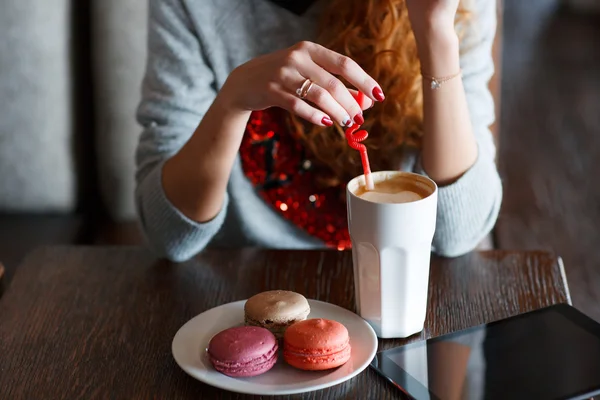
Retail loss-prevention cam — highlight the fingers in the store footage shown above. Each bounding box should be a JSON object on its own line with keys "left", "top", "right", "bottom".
{"left": 275, "top": 42, "right": 382, "bottom": 127}
{"left": 304, "top": 84, "right": 359, "bottom": 127}
{"left": 278, "top": 69, "right": 374, "bottom": 127}
{"left": 298, "top": 61, "right": 363, "bottom": 126}
{"left": 272, "top": 85, "right": 333, "bottom": 127}
{"left": 307, "top": 42, "right": 385, "bottom": 103}
{"left": 279, "top": 69, "right": 354, "bottom": 127}
{"left": 287, "top": 77, "right": 354, "bottom": 127}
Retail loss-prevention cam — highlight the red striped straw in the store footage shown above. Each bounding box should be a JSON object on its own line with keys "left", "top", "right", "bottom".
{"left": 345, "top": 91, "right": 374, "bottom": 191}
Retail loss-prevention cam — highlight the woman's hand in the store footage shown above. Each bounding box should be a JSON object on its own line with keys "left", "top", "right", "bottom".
{"left": 219, "top": 41, "right": 383, "bottom": 128}
{"left": 404, "top": 0, "right": 460, "bottom": 39}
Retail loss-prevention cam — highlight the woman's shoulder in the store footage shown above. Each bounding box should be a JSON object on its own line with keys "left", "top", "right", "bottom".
{"left": 181, "top": 0, "right": 245, "bottom": 25}
{"left": 149, "top": 0, "right": 256, "bottom": 34}
{"left": 152, "top": 0, "right": 317, "bottom": 63}
{"left": 176, "top": 0, "right": 316, "bottom": 37}
{"left": 151, "top": 0, "right": 246, "bottom": 33}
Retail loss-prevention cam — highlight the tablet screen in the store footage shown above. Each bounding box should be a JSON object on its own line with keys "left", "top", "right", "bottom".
{"left": 372, "top": 305, "right": 600, "bottom": 400}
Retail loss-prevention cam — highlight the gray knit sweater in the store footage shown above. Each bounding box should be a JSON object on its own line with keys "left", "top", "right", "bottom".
{"left": 135, "top": 0, "right": 502, "bottom": 262}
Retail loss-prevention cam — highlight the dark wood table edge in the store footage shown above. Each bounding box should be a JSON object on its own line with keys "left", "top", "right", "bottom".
{"left": 2, "top": 245, "right": 573, "bottom": 305}
{"left": 14, "top": 244, "right": 571, "bottom": 257}
{"left": 8, "top": 244, "right": 573, "bottom": 271}
{"left": 557, "top": 256, "right": 573, "bottom": 306}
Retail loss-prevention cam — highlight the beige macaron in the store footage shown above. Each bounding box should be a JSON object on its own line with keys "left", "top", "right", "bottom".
{"left": 244, "top": 290, "right": 310, "bottom": 339}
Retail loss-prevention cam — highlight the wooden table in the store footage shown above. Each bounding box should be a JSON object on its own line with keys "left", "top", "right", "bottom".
{"left": 0, "top": 246, "right": 571, "bottom": 399}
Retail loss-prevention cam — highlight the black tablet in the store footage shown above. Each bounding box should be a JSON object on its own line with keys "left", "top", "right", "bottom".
{"left": 370, "top": 304, "right": 600, "bottom": 400}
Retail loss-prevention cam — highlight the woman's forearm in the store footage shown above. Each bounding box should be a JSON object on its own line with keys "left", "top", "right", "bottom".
{"left": 162, "top": 91, "right": 251, "bottom": 223}
{"left": 417, "top": 28, "right": 478, "bottom": 185}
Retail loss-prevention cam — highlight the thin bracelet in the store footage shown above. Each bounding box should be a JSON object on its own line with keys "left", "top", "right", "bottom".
{"left": 421, "top": 70, "right": 462, "bottom": 90}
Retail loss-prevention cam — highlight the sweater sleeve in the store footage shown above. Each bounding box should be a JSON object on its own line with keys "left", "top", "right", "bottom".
{"left": 414, "top": 0, "right": 503, "bottom": 257}
{"left": 135, "top": 0, "right": 227, "bottom": 262}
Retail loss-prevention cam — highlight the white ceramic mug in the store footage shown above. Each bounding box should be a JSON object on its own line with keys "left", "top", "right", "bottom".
{"left": 347, "top": 171, "right": 438, "bottom": 338}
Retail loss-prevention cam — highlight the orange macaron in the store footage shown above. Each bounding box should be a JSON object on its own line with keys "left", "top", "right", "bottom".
{"left": 283, "top": 318, "right": 351, "bottom": 371}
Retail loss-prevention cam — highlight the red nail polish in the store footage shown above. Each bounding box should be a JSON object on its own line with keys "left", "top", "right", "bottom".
{"left": 353, "top": 113, "right": 364, "bottom": 125}
{"left": 372, "top": 87, "right": 385, "bottom": 102}
{"left": 321, "top": 116, "right": 333, "bottom": 127}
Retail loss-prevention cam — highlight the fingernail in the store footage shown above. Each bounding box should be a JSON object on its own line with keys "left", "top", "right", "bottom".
{"left": 342, "top": 115, "right": 353, "bottom": 127}
{"left": 353, "top": 113, "right": 364, "bottom": 125}
{"left": 321, "top": 116, "right": 333, "bottom": 127}
{"left": 372, "top": 87, "right": 385, "bottom": 102}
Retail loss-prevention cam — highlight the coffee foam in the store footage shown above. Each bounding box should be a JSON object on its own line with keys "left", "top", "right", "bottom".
{"left": 358, "top": 190, "right": 422, "bottom": 204}
{"left": 353, "top": 173, "right": 431, "bottom": 204}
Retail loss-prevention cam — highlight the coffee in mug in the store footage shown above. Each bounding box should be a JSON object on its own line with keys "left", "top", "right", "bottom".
{"left": 347, "top": 171, "right": 438, "bottom": 338}
{"left": 354, "top": 174, "right": 431, "bottom": 204}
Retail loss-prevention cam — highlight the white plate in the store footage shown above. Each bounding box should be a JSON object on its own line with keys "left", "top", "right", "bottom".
{"left": 172, "top": 299, "right": 378, "bottom": 396}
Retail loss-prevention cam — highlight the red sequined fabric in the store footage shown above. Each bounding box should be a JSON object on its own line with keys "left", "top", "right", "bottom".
{"left": 239, "top": 109, "right": 351, "bottom": 250}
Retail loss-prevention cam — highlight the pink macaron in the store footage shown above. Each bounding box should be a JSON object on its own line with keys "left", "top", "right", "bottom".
{"left": 207, "top": 326, "right": 278, "bottom": 377}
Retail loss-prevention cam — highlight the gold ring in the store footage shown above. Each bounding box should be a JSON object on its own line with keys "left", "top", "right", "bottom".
{"left": 295, "top": 78, "right": 314, "bottom": 99}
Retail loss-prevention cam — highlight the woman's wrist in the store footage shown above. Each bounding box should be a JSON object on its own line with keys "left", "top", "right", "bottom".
{"left": 186, "top": 88, "right": 252, "bottom": 163}
{"left": 414, "top": 27, "right": 460, "bottom": 76}
{"left": 216, "top": 74, "right": 254, "bottom": 117}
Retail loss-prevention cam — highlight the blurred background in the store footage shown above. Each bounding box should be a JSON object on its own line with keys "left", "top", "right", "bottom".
{"left": 0, "top": 0, "right": 599, "bottom": 321}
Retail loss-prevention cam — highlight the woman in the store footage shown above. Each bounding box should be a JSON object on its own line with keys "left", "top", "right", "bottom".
{"left": 135, "top": 0, "right": 502, "bottom": 261}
